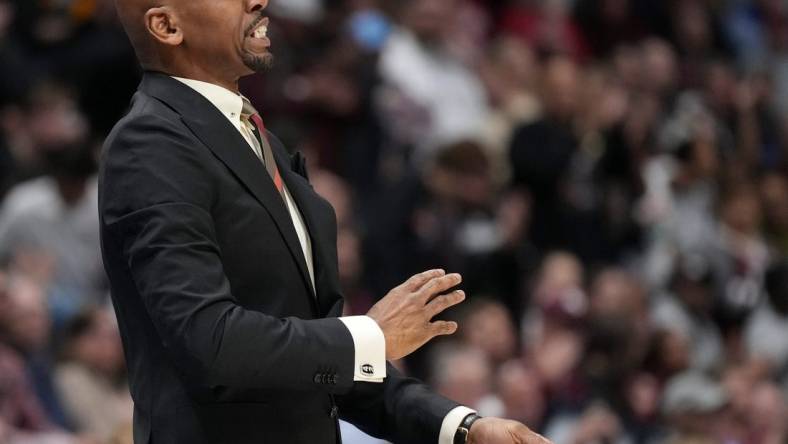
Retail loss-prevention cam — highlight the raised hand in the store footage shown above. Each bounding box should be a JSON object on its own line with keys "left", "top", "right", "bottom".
{"left": 366, "top": 269, "right": 465, "bottom": 361}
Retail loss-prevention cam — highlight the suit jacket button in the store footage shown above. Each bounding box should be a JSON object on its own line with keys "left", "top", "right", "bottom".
{"left": 330, "top": 406, "right": 338, "bottom": 419}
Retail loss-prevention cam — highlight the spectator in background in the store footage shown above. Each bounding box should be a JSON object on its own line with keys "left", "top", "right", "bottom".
{"left": 522, "top": 252, "right": 586, "bottom": 399}
{"left": 746, "top": 381, "right": 787, "bottom": 444}
{"left": 478, "top": 35, "right": 540, "bottom": 186}
{"left": 642, "top": 328, "right": 691, "bottom": 385}
{"left": 0, "top": 347, "right": 85, "bottom": 444}
{"left": 54, "top": 308, "right": 131, "bottom": 442}
{"left": 0, "top": 87, "right": 104, "bottom": 326}
{"left": 0, "top": 270, "right": 98, "bottom": 444}
{"left": 430, "top": 342, "right": 503, "bottom": 416}
{"left": 745, "top": 261, "right": 788, "bottom": 382}
{"left": 723, "top": 366, "right": 788, "bottom": 444}
{"left": 700, "top": 62, "right": 783, "bottom": 172}
{"left": 0, "top": 275, "right": 69, "bottom": 428}
{"left": 2, "top": 82, "right": 90, "bottom": 182}
{"left": 408, "top": 140, "right": 539, "bottom": 315}
{"left": 652, "top": 255, "right": 724, "bottom": 373}
{"left": 660, "top": 372, "right": 732, "bottom": 444}
{"left": 495, "top": 361, "right": 547, "bottom": 431}
{"left": 622, "top": 372, "right": 662, "bottom": 442}
{"left": 760, "top": 172, "right": 788, "bottom": 256}
{"left": 721, "top": 361, "right": 768, "bottom": 441}
{"left": 509, "top": 55, "right": 581, "bottom": 255}
{"left": 416, "top": 141, "right": 496, "bottom": 263}
{"left": 376, "top": 0, "right": 489, "bottom": 163}
{"left": 582, "top": 270, "right": 650, "bottom": 400}
{"left": 461, "top": 299, "right": 518, "bottom": 365}
{"left": 0, "top": 270, "right": 55, "bottom": 434}
{"left": 709, "top": 182, "right": 770, "bottom": 327}
{"left": 363, "top": 139, "right": 512, "bottom": 307}
{"left": 639, "top": 93, "right": 721, "bottom": 289}
{"left": 522, "top": 251, "right": 586, "bottom": 341}
{"left": 539, "top": 269, "right": 655, "bottom": 443}
{"left": 639, "top": 38, "right": 680, "bottom": 100}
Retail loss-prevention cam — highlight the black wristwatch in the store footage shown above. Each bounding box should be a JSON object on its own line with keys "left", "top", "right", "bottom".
{"left": 454, "top": 413, "right": 482, "bottom": 444}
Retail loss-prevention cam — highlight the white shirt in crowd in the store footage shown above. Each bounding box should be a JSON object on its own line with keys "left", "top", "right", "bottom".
{"left": 377, "top": 28, "right": 490, "bottom": 161}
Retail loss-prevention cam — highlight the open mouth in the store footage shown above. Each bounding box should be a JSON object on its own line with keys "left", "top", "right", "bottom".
{"left": 248, "top": 16, "right": 269, "bottom": 39}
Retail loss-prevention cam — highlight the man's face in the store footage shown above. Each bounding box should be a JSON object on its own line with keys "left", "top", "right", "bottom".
{"left": 177, "top": 0, "right": 273, "bottom": 76}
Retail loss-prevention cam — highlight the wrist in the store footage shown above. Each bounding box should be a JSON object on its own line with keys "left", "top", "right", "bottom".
{"left": 454, "top": 413, "right": 482, "bottom": 444}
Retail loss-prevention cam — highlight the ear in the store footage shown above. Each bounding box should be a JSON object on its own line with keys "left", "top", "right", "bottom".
{"left": 144, "top": 6, "right": 183, "bottom": 46}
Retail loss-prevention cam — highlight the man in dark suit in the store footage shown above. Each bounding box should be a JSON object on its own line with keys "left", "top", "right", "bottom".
{"left": 100, "top": 0, "right": 551, "bottom": 443}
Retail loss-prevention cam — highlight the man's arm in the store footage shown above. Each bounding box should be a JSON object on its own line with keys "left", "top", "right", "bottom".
{"left": 336, "top": 362, "right": 462, "bottom": 444}
{"left": 337, "top": 362, "right": 551, "bottom": 444}
{"left": 101, "top": 112, "right": 465, "bottom": 393}
{"left": 334, "top": 277, "right": 550, "bottom": 444}
{"left": 101, "top": 113, "right": 359, "bottom": 392}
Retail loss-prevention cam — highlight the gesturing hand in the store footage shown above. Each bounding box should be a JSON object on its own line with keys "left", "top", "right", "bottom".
{"left": 468, "top": 418, "right": 552, "bottom": 444}
{"left": 366, "top": 269, "right": 465, "bottom": 361}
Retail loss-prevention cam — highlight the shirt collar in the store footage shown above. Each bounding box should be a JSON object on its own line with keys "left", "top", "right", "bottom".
{"left": 170, "top": 76, "right": 245, "bottom": 127}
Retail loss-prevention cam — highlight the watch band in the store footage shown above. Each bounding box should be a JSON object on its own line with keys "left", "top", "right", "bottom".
{"left": 454, "top": 413, "right": 482, "bottom": 444}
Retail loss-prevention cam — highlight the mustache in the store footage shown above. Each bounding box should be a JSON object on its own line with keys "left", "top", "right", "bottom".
{"left": 245, "top": 14, "right": 267, "bottom": 35}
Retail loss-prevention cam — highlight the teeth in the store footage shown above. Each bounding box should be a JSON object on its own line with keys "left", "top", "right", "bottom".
{"left": 253, "top": 25, "right": 267, "bottom": 39}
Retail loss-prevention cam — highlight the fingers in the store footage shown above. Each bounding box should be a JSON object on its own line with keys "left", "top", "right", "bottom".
{"left": 429, "top": 320, "right": 458, "bottom": 337}
{"left": 401, "top": 269, "right": 445, "bottom": 291}
{"left": 418, "top": 273, "right": 462, "bottom": 301}
{"left": 425, "top": 290, "right": 466, "bottom": 318}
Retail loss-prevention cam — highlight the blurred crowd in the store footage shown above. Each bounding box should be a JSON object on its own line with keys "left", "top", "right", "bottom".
{"left": 1, "top": 0, "right": 788, "bottom": 443}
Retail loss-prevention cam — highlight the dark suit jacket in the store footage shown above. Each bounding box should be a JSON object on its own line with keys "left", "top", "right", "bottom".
{"left": 98, "top": 72, "right": 459, "bottom": 444}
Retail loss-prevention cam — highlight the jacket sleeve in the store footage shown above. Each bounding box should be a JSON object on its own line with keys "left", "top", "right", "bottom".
{"left": 99, "top": 112, "right": 356, "bottom": 394}
{"left": 336, "top": 362, "right": 461, "bottom": 444}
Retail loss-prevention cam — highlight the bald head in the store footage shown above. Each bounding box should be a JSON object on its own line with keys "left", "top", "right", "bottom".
{"left": 115, "top": 0, "right": 162, "bottom": 69}
{"left": 115, "top": 0, "right": 273, "bottom": 91}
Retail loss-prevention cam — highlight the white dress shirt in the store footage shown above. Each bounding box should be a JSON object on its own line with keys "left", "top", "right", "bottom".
{"left": 172, "top": 76, "right": 474, "bottom": 443}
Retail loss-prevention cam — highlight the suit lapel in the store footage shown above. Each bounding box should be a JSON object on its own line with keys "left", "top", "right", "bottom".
{"left": 269, "top": 140, "right": 337, "bottom": 315}
{"left": 139, "top": 72, "right": 317, "bottom": 302}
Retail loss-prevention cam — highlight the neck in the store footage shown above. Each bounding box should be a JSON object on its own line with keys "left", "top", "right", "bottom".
{"left": 153, "top": 59, "right": 240, "bottom": 92}
{"left": 175, "top": 69, "right": 239, "bottom": 92}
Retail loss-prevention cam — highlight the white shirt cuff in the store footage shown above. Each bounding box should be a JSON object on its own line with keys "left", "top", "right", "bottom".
{"left": 439, "top": 406, "right": 477, "bottom": 444}
{"left": 338, "top": 316, "right": 387, "bottom": 383}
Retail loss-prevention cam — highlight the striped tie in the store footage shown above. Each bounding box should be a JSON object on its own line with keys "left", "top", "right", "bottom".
{"left": 241, "top": 100, "right": 285, "bottom": 200}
